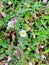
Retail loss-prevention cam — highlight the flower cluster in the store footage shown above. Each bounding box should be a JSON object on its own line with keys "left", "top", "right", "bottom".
{"left": 7, "top": 18, "right": 17, "bottom": 30}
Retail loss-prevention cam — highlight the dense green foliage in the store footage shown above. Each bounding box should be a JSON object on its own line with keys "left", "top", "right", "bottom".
{"left": 0, "top": 0, "right": 49, "bottom": 65}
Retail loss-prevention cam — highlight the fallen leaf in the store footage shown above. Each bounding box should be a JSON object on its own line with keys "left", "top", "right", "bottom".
{"left": 0, "top": 12, "right": 6, "bottom": 17}
{"left": 8, "top": 45, "right": 13, "bottom": 51}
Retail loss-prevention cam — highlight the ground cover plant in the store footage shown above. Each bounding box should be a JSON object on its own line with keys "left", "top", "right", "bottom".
{"left": 0, "top": 0, "right": 49, "bottom": 65}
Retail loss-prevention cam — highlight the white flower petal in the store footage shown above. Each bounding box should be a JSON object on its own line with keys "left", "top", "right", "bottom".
{"left": 8, "top": 21, "right": 14, "bottom": 27}
{"left": 7, "top": 26, "right": 10, "bottom": 30}
{"left": 41, "top": 55, "right": 46, "bottom": 59}
{"left": 8, "top": 56, "right": 12, "bottom": 62}
{"left": 43, "top": 0, "right": 47, "bottom": 3}
{"left": 29, "top": 62, "right": 32, "bottom": 65}
{"left": 5, "top": 63, "right": 8, "bottom": 65}
{"left": 8, "top": 1, "right": 12, "bottom": 6}
{"left": 20, "top": 30, "right": 27, "bottom": 37}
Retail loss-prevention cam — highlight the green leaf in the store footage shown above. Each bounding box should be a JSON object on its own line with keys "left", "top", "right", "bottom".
{"left": 43, "top": 15, "right": 49, "bottom": 19}
{"left": 0, "top": 48, "right": 4, "bottom": 53}
{"left": 43, "top": 49, "right": 49, "bottom": 54}
{"left": 0, "top": 39, "right": 10, "bottom": 48}
{"left": 0, "top": 54, "right": 5, "bottom": 60}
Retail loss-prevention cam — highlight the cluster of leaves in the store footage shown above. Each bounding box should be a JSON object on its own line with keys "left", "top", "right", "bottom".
{"left": 0, "top": 0, "right": 49, "bottom": 65}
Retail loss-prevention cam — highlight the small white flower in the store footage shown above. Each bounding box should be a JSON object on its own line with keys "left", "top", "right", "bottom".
{"left": 43, "top": 0, "right": 47, "bottom": 4}
{"left": 7, "top": 26, "right": 10, "bottom": 30}
{"left": 41, "top": 55, "right": 46, "bottom": 59}
{"left": 5, "top": 63, "right": 8, "bottom": 65}
{"left": 7, "top": 19, "right": 17, "bottom": 30}
{"left": 8, "top": 21, "right": 14, "bottom": 27}
{"left": 40, "top": 45, "right": 44, "bottom": 48}
{"left": 8, "top": 1, "right": 12, "bottom": 6}
{"left": 7, "top": 56, "right": 12, "bottom": 62}
{"left": 7, "top": 21, "right": 14, "bottom": 30}
{"left": 20, "top": 30, "right": 27, "bottom": 37}
{"left": 29, "top": 62, "right": 32, "bottom": 65}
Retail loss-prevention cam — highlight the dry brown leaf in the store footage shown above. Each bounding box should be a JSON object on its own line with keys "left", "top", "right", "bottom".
{"left": 12, "top": 34, "right": 15, "bottom": 42}
{"left": 0, "top": 12, "right": 6, "bottom": 17}
{"left": 1, "top": 60, "right": 7, "bottom": 65}
{"left": 14, "top": 50, "right": 21, "bottom": 58}
{"left": 8, "top": 45, "right": 13, "bottom": 51}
